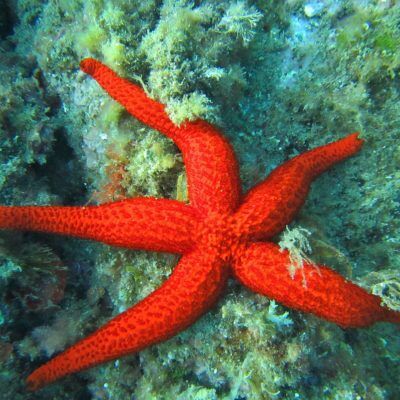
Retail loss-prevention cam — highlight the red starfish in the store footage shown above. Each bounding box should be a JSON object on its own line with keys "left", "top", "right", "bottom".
{"left": 1, "top": 58, "right": 398, "bottom": 391}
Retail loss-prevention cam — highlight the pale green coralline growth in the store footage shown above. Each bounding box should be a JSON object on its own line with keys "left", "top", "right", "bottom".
{"left": 82, "top": 119, "right": 180, "bottom": 199}
{"left": 177, "top": 387, "right": 218, "bottom": 400}
{"left": 165, "top": 93, "right": 212, "bottom": 127}
{"left": 122, "top": 130, "right": 180, "bottom": 197}
{"left": 76, "top": 24, "right": 107, "bottom": 54}
{"left": 364, "top": 269, "right": 400, "bottom": 312}
{"left": 139, "top": 0, "right": 263, "bottom": 124}
{"left": 217, "top": 1, "right": 263, "bottom": 44}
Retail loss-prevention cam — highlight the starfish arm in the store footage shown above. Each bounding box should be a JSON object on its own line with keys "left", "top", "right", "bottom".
{"left": 26, "top": 249, "right": 228, "bottom": 390}
{"left": 80, "top": 58, "right": 241, "bottom": 215}
{"left": 232, "top": 242, "right": 400, "bottom": 328}
{"left": 0, "top": 198, "right": 197, "bottom": 253}
{"left": 234, "top": 133, "right": 364, "bottom": 239}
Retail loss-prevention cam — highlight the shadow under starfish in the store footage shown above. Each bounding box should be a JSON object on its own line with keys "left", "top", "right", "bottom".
{"left": 0, "top": 58, "right": 398, "bottom": 391}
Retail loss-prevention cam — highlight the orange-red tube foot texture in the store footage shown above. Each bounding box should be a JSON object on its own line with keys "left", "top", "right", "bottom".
{"left": 0, "top": 58, "right": 397, "bottom": 390}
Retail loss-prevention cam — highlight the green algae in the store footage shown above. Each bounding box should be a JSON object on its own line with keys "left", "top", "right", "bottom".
{"left": 0, "top": 1, "right": 399, "bottom": 399}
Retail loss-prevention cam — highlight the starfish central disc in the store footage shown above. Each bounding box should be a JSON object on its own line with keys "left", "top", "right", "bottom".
{"left": 196, "top": 214, "right": 245, "bottom": 263}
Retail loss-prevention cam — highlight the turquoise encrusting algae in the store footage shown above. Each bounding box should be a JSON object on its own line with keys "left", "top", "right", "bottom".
{"left": 0, "top": 0, "right": 399, "bottom": 399}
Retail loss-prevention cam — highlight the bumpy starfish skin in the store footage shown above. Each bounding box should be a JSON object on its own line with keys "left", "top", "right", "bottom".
{"left": 0, "top": 58, "right": 398, "bottom": 391}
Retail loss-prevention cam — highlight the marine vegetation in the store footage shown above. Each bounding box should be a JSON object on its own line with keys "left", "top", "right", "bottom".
{"left": 0, "top": 58, "right": 398, "bottom": 391}
{"left": 1, "top": 1, "right": 399, "bottom": 399}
